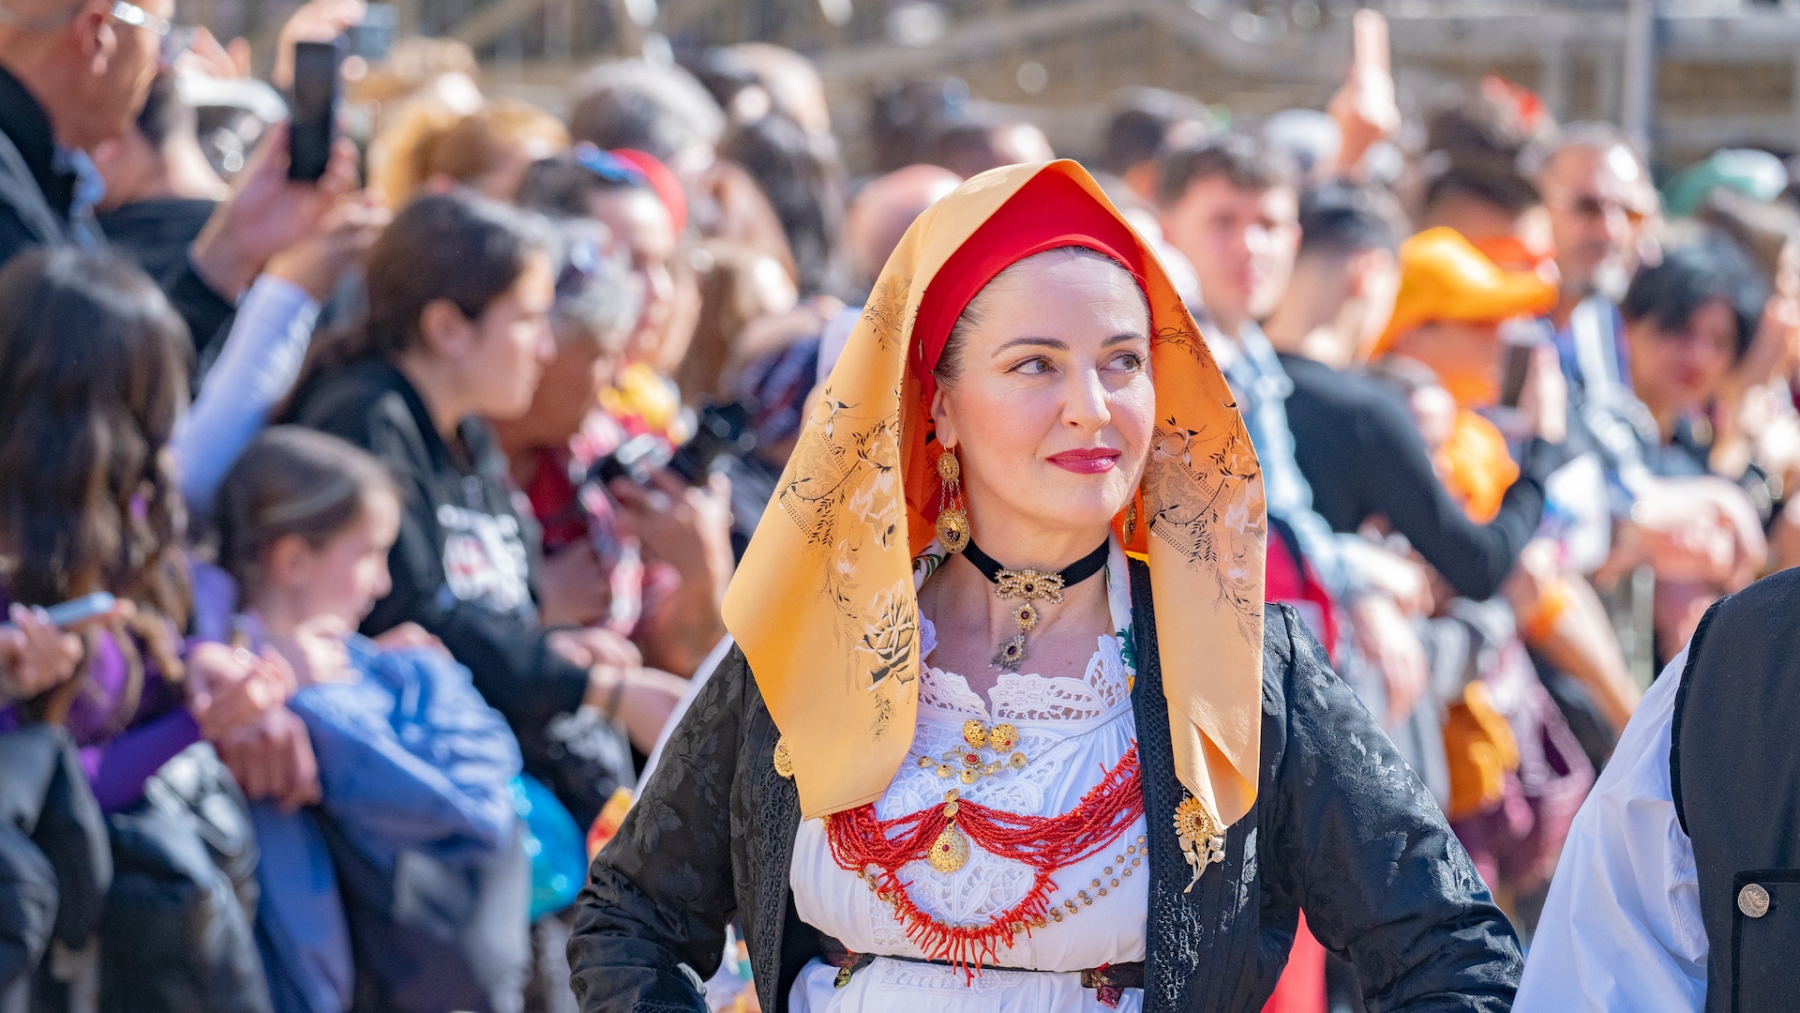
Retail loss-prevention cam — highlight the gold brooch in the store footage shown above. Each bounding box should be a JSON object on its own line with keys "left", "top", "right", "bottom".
{"left": 915, "top": 719, "right": 1029, "bottom": 785}
{"left": 772, "top": 736, "right": 794, "bottom": 779}
{"left": 1173, "top": 794, "right": 1225, "bottom": 892}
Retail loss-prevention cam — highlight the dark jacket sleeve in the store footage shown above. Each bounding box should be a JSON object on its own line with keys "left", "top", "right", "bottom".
{"left": 157, "top": 257, "right": 235, "bottom": 370}
{"left": 0, "top": 202, "right": 43, "bottom": 268}
{"left": 567, "top": 650, "right": 746, "bottom": 1013}
{"left": 296, "top": 389, "right": 589, "bottom": 733}
{"left": 1266, "top": 606, "right": 1522, "bottom": 1011}
{"left": 1349, "top": 395, "right": 1547, "bottom": 601}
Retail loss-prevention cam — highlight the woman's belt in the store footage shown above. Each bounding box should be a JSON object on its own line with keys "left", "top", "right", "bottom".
{"left": 818, "top": 936, "right": 1144, "bottom": 1008}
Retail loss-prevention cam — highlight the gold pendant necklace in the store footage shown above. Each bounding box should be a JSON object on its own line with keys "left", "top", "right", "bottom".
{"left": 960, "top": 538, "right": 1110, "bottom": 672}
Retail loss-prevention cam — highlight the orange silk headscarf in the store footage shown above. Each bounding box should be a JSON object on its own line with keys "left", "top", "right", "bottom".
{"left": 722, "top": 161, "right": 1267, "bottom": 834}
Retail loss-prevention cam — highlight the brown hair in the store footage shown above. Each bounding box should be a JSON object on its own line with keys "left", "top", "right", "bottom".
{"left": 0, "top": 248, "right": 192, "bottom": 719}
{"left": 371, "top": 99, "right": 568, "bottom": 207}
{"left": 676, "top": 241, "right": 790, "bottom": 401}
{"left": 215, "top": 427, "right": 399, "bottom": 600}
{"left": 1157, "top": 134, "right": 1297, "bottom": 210}
{"left": 302, "top": 191, "right": 555, "bottom": 380}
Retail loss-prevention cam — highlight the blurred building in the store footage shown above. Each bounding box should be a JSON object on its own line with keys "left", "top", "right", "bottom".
{"left": 188, "top": 0, "right": 1800, "bottom": 172}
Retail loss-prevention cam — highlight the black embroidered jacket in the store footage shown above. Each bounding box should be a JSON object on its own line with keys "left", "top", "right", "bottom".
{"left": 569, "top": 563, "right": 1522, "bottom": 1012}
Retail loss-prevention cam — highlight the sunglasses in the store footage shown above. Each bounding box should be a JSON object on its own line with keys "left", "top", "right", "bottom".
{"left": 571, "top": 143, "right": 647, "bottom": 188}
{"left": 0, "top": 1, "right": 192, "bottom": 63}
{"left": 1561, "top": 194, "right": 1648, "bottom": 226}
{"left": 109, "top": 1, "right": 194, "bottom": 65}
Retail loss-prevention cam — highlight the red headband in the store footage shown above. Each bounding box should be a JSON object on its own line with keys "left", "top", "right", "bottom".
{"left": 611, "top": 148, "right": 688, "bottom": 235}
{"left": 910, "top": 170, "right": 1149, "bottom": 406}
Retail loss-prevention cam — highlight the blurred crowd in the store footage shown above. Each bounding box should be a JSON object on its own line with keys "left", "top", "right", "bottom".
{"left": 2, "top": 0, "right": 1799, "bottom": 1011}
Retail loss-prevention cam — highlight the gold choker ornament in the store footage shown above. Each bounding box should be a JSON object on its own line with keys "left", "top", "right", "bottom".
{"left": 959, "top": 538, "right": 1111, "bottom": 672}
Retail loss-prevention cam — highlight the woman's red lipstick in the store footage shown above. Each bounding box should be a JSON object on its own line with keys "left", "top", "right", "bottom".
{"left": 1047, "top": 448, "right": 1120, "bottom": 474}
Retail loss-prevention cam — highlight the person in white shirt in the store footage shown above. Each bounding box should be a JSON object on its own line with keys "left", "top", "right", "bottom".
{"left": 1520, "top": 565, "right": 1800, "bottom": 1011}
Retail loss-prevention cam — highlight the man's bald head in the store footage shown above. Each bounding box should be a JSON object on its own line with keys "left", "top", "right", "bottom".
{"left": 845, "top": 163, "right": 961, "bottom": 290}
{"left": 1535, "top": 124, "right": 1656, "bottom": 304}
{"left": 0, "top": 0, "right": 169, "bottom": 149}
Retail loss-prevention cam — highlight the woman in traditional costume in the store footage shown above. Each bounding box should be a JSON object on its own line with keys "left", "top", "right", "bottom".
{"left": 568, "top": 161, "right": 1520, "bottom": 1012}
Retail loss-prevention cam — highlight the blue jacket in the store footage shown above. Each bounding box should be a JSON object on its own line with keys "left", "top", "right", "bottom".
{"left": 254, "top": 637, "right": 523, "bottom": 1013}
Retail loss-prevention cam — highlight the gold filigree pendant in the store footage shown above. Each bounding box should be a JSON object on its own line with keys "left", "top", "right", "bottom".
{"left": 936, "top": 507, "right": 970, "bottom": 553}
{"left": 993, "top": 634, "right": 1028, "bottom": 672}
{"left": 772, "top": 736, "right": 794, "bottom": 779}
{"left": 929, "top": 790, "right": 971, "bottom": 872}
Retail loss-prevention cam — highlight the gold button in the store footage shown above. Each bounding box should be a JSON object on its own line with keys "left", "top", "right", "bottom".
{"left": 1739, "top": 883, "right": 1772, "bottom": 919}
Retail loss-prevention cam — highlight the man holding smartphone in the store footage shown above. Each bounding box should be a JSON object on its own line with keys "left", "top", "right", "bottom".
{"left": 0, "top": 0, "right": 357, "bottom": 347}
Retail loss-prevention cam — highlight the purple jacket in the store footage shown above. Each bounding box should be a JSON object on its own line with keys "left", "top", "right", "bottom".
{"left": 0, "top": 583, "right": 210, "bottom": 813}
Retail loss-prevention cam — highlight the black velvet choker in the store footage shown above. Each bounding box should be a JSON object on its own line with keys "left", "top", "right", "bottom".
{"left": 961, "top": 538, "right": 1110, "bottom": 589}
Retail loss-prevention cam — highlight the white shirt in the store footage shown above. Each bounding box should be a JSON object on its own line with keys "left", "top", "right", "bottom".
{"left": 1515, "top": 649, "right": 1707, "bottom": 1011}
{"left": 788, "top": 545, "right": 1148, "bottom": 1013}
{"left": 173, "top": 274, "right": 321, "bottom": 513}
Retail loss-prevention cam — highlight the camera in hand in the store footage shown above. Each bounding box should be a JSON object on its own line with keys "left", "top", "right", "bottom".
{"left": 590, "top": 403, "right": 756, "bottom": 488}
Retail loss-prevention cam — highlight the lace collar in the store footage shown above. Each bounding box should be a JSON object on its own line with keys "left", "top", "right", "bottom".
{"left": 913, "top": 539, "right": 1135, "bottom": 732}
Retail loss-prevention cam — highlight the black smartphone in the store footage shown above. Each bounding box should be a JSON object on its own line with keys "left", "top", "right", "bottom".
{"left": 288, "top": 40, "right": 339, "bottom": 182}
{"left": 1499, "top": 341, "right": 1534, "bottom": 408}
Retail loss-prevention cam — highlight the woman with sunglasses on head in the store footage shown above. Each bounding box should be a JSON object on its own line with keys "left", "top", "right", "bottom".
{"left": 568, "top": 162, "right": 1521, "bottom": 1013}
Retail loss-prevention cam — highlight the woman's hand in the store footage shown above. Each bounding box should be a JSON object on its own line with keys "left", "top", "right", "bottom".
{"left": 0, "top": 604, "right": 85, "bottom": 703}
{"left": 214, "top": 708, "right": 322, "bottom": 812}
{"left": 187, "top": 642, "right": 298, "bottom": 741}
{"left": 1353, "top": 544, "right": 1434, "bottom": 618}
{"left": 581, "top": 664, "right": 686, "bottom": 754}
{"left": 270, "top": 0, "right": 368, "bottom": 90}
{"left": 612, "top": 470, "right": 735, "bottom": 674}
{"left": 537, "top": 542, "right": 615, "bottom": 629}
{"left": 1348, "top": 592, "right": 1429, "bottom": 726}
{"left": 1615, "top": 477, "right": 1766, "bottom": 591}
{"left": 264, "top": 615, "right": 355, "bottom": 687}
{"left": 1326, "top": 9, "right": 1400, "bottom": 178}
{"left": 610, "top": 470, "right": 736, "bottom": 604}
{"left": 265, "top": 192, "right": 391, "bottom": 302}
{"left": 371, "top": 622, "right": 447, "bottom": 655}
{"left": 191, "top": 124, "right": 361, "bottom": 299}
{"left": 549, "top": 626, "right": 642, "bottom": 670}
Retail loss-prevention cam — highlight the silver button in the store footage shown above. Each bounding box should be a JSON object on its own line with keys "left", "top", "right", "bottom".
{"left": 1739, "top": 883, "right": 1771, "bottom": 919}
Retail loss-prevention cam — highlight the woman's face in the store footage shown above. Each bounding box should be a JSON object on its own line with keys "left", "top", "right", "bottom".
{"left": 464, "top": 252, "right": 558, "bottom": 421}
{"left": 1626, "top": 299, "right": 1739, "bottom": 427}
{"left": 587, "top": 188, "right": 678, "bottom": 367}
{"left": 932, "top": 253, "right": 1154, "bottom": 551}
{"left": 521, "top": 321, "right": 626, "bottom": 447}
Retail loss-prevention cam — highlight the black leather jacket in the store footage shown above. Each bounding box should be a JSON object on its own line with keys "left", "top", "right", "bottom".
{"left": 569, "top": 562, "right": 1521, "bottom": 1012}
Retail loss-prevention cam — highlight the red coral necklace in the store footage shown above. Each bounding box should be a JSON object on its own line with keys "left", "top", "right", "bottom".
{"left": 825, "top": 744, "right": 1144, "bottom": 974}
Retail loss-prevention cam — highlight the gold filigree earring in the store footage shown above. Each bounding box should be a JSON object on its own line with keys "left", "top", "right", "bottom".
{"left": 935, "top": 449, "right": 969, "bottom": 553}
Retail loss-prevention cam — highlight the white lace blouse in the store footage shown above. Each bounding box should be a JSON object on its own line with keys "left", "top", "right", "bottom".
{"left": 788, "top": 542, "right": 1148, "bottom": 1013}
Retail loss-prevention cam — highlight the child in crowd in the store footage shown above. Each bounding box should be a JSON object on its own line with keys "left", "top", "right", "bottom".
{"left": 0, "top": 248, "right": 295, "bottom": 1011}
{"left": 217, "top": 426, "right": 529, "bottom": 1013}
{"left": 286, "top": 192, "right": 680, "bottom": 828}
